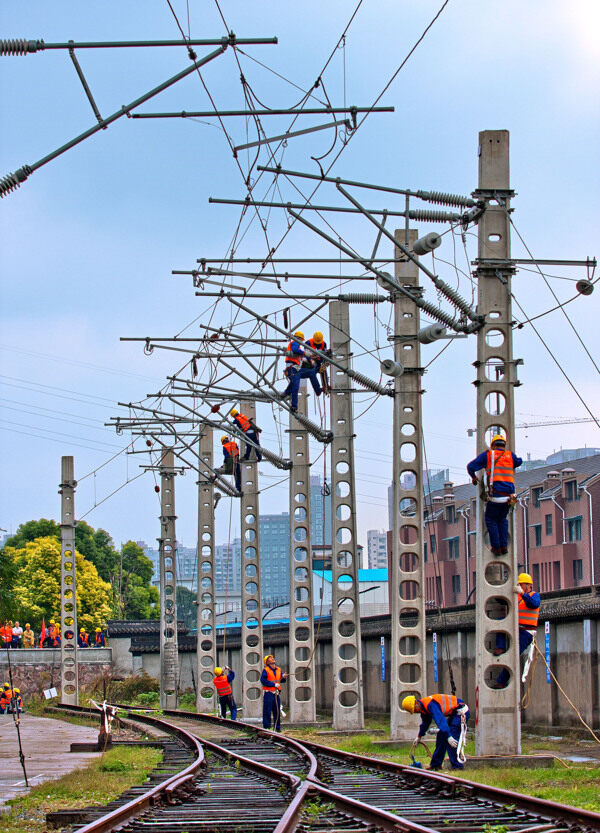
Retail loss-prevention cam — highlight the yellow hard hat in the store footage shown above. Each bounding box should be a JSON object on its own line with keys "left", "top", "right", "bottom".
{"left": 3, "top": 683, "right": 9, "bottom": 689}
{"left": 491, "top": 434, "right": 506, "bottom": 446}
{"left": 25, "top": 623, "right": 30, "bottom": 628}
{"left": 49, "top": 619, "right": 55, "bottom": 625}
{"left": 264, "top": 654, "right": 274, "bottom": 665}
{"left": 13, "top": 688, "right": 20, "bottom": 694}
{"left": 214, "top": 667, "right": 223, "bottom": 676}
{"left": 95, "top": 628, "right": 101, "bottom": 632}
{"left": 293, "top": 331, "right": 304, "bottom": 340}
{"left": 221, "top": 435, "right": 228, "bottom": 443}
{"left": 401, "top": 695, "right": 416, "bottom": 714}
{"left": 80, "top": 628, "right": 85, "bottom": 633}
{"left": 518, "top": 573, "right": 533, "bottom": 585}
{"left": 230, "top": 408, "right": 239, "bottom": 417}
{"left": 312, "top": 331, "right": 324, "bottom": 344}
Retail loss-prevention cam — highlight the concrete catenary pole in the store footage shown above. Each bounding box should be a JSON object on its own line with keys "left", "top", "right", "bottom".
{"left": 239, "top": 399, "right": 264, "bottom": 719}
{"left": 288, "top": 388, "right": 316, "bottom": 723}
{"left": 159, "top": 449, "right": 179, "bottom": 709}
{"left": 196, "top": 428, "right": 216, "bottom": 713}
{"left": 329, "top": 300, "right": 364, "bottom": 729}
{"left": 474, "top": 129, "right": 521, "bottom": 754}
{"left": 389, "top": 229, "right": 427, "bottom": 739}
{"left": 59, "top": 456, "right": 79, "bottom": 705}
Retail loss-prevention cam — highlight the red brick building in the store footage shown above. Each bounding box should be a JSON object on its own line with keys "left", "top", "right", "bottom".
{"left": 388, "top": 453, "right": 600, "bottom": 608}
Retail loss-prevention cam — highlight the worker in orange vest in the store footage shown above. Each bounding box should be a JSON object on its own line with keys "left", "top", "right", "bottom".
{"left": 467, "top": 434, "right": 522, "bottom": 555}
{"left": 0, "top": 683, "right": 13, "bottom": 714}
{"left": 261, "top": 655, "right": 287, "bottom": 731}
{"left": 78, "top": 628, "right": 90, "bottom": 648}
{"left": 230, "top": 409, "right": 262, "bottom": 462}
{"left": 495, "top": 572, "right": 540, "bottom": 688}
{"left": 0, "top": 623, "right": 12, "bottom": 649}
{"left": 217, "top": 436, "right": 242, "bottom": 493}
{"left": 282, "top": 331, "right": 309, "bottom": 412}
{"left": 94, "top": 627, "right": 106, "bottom": 647}
{"left": 402, "top": 693, "right": 470, "bottom": 770}
{"left": 213, "top": 666, "right": 237, "bottom": 720}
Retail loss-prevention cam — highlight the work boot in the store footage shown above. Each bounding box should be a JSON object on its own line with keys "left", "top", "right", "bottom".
{"left": 427, "top": 765, "right": 441, "bottom": 771}
{"left": 500, "top": 546, "right": 508, "bottom": 554}
{"left": 490, "top": 547, "right": 501, "bottom": 556}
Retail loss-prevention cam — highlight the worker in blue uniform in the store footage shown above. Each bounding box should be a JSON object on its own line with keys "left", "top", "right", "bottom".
{"left": 402, "top": 693, "right": 470, "bottom": 770}
{"left": 467, "top": 434, "right": 522, "bottom": 555}
{"left": 299, "top": 331, "right": 325, "bottom": 397}
{"left": 261, "top": 654, "right": 287, "bottom": 731}
{"left": 283, "top": 331, "right": 321, "bottom": 411}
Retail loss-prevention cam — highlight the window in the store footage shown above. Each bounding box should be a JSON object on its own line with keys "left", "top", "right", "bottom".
{"left": 545, "top": 514, "right": 553, "bottom": 536}
{"left": 532, "top": 524, "right": 542, "bottom": 547}
{"left": 446, "top": 505, "right": 456, "bottom": 524}
{"left": 573, "top": 559, "right": 583, "bottom": 583}
{"left": 567, "top": 516, "right": 582, "bottom": 542}
{"left": 532, "top": 487, "right": 542, "bottom": 508}
{"left": 448, "top": 537, "right": 460, "bottom": 560}
{"left": 451, "top": 574, "right": 461, "bottom": 599}
{"left": 565, "top": 480, "right": 579, "bottom": 502}
{"left": 424, "top": 541, "right": 428, "bottom": 563}
{"left": 430, "top": 534, "right": 437, "bottom": 554}
{"left": 532, "top": 563, "right": 540, "bottom": 589}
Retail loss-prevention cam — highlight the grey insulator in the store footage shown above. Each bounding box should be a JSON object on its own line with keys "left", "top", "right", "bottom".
{"left": 418, "top": 324, "right": 447, "bottom": 344}
{"left": 376, "top": 271, "right": 395, "bottom": 292}
{"left": 380, "top": 359, "right": 404, "bottom": 378}
{"left": 413, "top": 232, "right": 442, "bottom": 256}
{"left": 0, "top": 39, "right": 42, "bottom": 56}
{"left": 576, "top": 279, "right": 594, "bottom": 296}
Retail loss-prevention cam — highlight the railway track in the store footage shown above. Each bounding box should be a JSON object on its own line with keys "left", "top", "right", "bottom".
{"left": 53, "top": 705, "right": 600, "bottom": 833}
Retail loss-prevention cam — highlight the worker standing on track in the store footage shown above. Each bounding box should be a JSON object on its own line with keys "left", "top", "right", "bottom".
{"left": 282, "top": 331, "right": 307, "bottom": 412}
{"left": 22, "top": 623, "right": 35, "bottom": 649}
{"left": 230, "top": 409, "right": 262, "bottom": 462}
{"left": 401, "top": 693, "right": 470, "bottom": 771}
{"left": 467, "top": 434, "right": 522, "bottom": 555}
{"left": 217, "top": 436, "right": 242, "bottom": 493}
{"left": 213, "top": 666, "right": 237, "bottom": 720}
{"left": 495, "top": 572, "right": 540, "bottom": 688}
{"left": 261, "top": 654, "right": 287, "bottom": 732}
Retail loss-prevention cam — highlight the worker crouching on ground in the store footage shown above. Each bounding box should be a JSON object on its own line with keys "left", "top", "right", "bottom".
{"left": 467, "top": 434, "right": 522, "bottom": 555}
{"left": 0, "top": 683, "right": 13, "bottom": 714}
{"left": 495, "top": 572, "right": 540, "bottom": 688}
{"left": 402, "top": 693, "right": 470, "bottom": 770}
{"left": 261, "top": 654, "right": 287, "bottom": 731}
{"left": 216, "top": 436, "right": 242, "bottom": 493}
{"left": 213, "top": 666, "right": 237, "bottom": 720}
{"left": 230, "top": 409, "right": 262, "bottom": 462}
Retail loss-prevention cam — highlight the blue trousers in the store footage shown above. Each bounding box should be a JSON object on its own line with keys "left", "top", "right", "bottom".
{"left": 243, "top": 429, "right": 262, "bottom": 461}
{"left": 485, "top": 500, "right": 510, "bottom": 549}
{"left": 283, "top": 367, "right": 301, "bottom": 409}
{"left": 299, "top": 366, "right": 322, "bottom": 396}
{"left": 429, "top": 710, "right": 469, "bottom": 769}
{"left": 496, "top": 630, "right": 533, "bottom": 687}
{"left": 263, "top": 690, "right": 281, "bottom": 730}
{"left": 219, "top": 694, "right": 237, "bottom": 720}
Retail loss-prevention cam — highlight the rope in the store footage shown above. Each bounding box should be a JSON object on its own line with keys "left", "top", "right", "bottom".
{"left": 532, "top": 642, "right": 600, "bottom": 745}
{"left": 220, "top": 494, "right": 234, "bottom": 662}
{"left": 520, "top": 637, "right": 538, "bottom": 709}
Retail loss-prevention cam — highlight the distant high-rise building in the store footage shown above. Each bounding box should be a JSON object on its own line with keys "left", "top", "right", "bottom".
{"left": 259, "top": 512, "right": 290, "bottom": 608}
{"left": 215, "top": 538, "right": 242, "bottom": 595}
{"left": 311, "top": 475, "right": 332, "bottom": 545}
{"left": 367, "top": 530, "right": 388, "bottom": 570}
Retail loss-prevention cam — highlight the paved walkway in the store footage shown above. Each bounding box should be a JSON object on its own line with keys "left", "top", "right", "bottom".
{"left": 0, "top": 714, "right": 102, "bottom": 807}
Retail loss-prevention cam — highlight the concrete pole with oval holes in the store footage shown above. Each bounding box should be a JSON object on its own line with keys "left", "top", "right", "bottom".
{"left": 196, "top": 428, "right": 217, "bottom": 713}
{"left": 159, "top": 449, "right": 179, "bottom": 709}
{"left": 60, "top": 456, "right": 79, "bottom": 705}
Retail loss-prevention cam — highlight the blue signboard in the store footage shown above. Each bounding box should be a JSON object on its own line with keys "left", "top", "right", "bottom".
{"left": 433, "top": 632, "right": 438, "bottom": 683}
{"left": 380, "top": 636, "right": 385, "bottom": 681}
{"left": 544, "top": 621, "right": 551, "bottom": 683}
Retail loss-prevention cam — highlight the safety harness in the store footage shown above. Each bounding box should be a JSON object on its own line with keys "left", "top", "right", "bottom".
{"left": 455, "top": 704, "right": 469, "bottom": 764}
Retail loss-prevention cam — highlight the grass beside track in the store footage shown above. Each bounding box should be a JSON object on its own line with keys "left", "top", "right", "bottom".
{"left": 284, "top": 719, "right": 600, "bottom": 814}
{"left": 0, "top": 744, "right": 163, "bottom": 833}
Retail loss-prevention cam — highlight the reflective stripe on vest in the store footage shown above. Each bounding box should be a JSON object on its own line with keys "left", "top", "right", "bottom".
{"left": 518, "top": 596, "right": 540, "bottom": 630}
{"left": 419, "top": 693, "right": 460, "bottom": 716}
{"left": 263, "top": 665, "right": 282, "bottom": 691}
{"left": 213, "top": 675, "right": 232, "bottom": 696}
{"left": 224, "top": 441, "right": 239, "bottom": 458}
{"left": 235, "top": 414, "right": 251, "bottom": 432}
{"left": 486, "top": 449, "right": 515, "bottom": 484}
{"left": 285, "top": 340, "right": 303, "bottom": 365}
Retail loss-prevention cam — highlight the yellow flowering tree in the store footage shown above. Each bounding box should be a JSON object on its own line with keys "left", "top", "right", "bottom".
{"left": 5, "top": 536, "right": 112, "bottom": 632}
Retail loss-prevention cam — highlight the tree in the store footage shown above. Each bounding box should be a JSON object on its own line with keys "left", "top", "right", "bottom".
{"left": 118, "top": 541, "right": 159, "bottom": 620}
{"left": 176, "top": 586, "right": 197, "bottom": 629}
{"left": 3, "top": 536, "right": 112, "bottom": 631}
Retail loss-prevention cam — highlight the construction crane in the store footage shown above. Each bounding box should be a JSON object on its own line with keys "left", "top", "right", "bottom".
{"left": 467, "top": 416, "right": 598, "bottom": 436}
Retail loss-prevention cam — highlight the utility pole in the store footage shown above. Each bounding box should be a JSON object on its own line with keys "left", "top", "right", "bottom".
{"left": 389, "top": 229, "right": 427, "bottom": 739}
{"left": 196, "top": 428, "right": 216, "bottom": 713}
{"left": 59, "top": 456, "right": 78, "bottom": 705}
{"left": 288, "top": 389, "right": 316, "bottom": 723}
{"left": 329, "top": 300, "right": 364, "bottom": 729}
{"left": 239, "top": 399, "right": 264, "bottom": 719}
{"left": 474, "top": 129, "right": 521, "bottom": 754}
{"left": 159, "top": 449, "right": 179, "bottom": 709}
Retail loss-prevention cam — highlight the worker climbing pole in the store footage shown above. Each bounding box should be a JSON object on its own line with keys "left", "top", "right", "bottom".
{"left": 288, "top": 389, "right": 316, "bottom": 723}
{"left": 196, "top": 427, "right": 216, "bottom": 713}
{"left": 389, "top": 229, "right": 427, "bottom": 740}
{"left": 159, "top": 449, "right": 179, "bottom": 709}
{"left": 239, "top": 399, "right": 264, "bottom": 719}
{"left": 59, "top": 455, "right": 79, "bottom": 706}
{"left": 329, "top": 300, "right": 364, "bottom": 730}
{"left": 473, "top": 130, "right": 521, "bottom": 755}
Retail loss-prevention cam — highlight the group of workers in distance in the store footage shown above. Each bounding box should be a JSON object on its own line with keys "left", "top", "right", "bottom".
{"left": 1, "top": 620, "right": 106, "bottom": 649}
{"left": 0, "top": 682, "right": 23, "bottom": 714}
{"left": 213, "top": 654, "right": 287, "bottom": 732}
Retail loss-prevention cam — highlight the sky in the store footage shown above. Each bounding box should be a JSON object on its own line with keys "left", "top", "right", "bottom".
{"left": 1, "top": 0, "right": 599, "bottom": 556}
